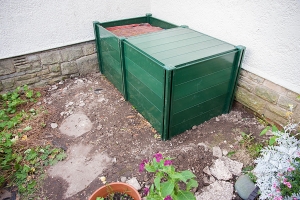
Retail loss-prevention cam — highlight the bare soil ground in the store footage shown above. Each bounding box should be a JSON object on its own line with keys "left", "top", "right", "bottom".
{"left": 24, "top": 72, "right": 265, "bottom": 200}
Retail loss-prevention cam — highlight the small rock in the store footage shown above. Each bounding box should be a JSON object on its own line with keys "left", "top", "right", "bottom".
{"left": 203, "top": 176, "right": 210, "bottom": 186}
{"left": 94, "top": 88, "right": 103, "bottom": 94}
{"left": 222, "top": 149, "right": 228, "bottom": 156}
{"left": 209, "top": 176, "right": 215, "bottom": 183}
{"left": 192, "top": 125, "right": 197, "bottom": 130}
{"left": 120, "top": 176, "right": 127, "bottom": 182}
{"left": 36, "top": 102, "right": 41, "bottom": 106}
{"left": 266, "top": 130, "right": 273, "bottom": 136}
{"left": 212, "top": 146, "right": 222, "bottom": 158}
{"left": 198, "top": 143, "right": 208, "bottom": 151}
{"left": 221, "top": 157, "right": 243, "bottom": 176}
{"left": 210, "top": 159, "right": 232, "bottom": 180}
{"left": 233, "top": 118, "right": 239, "bottom": 123}
{"left": 51, "top": 123, "right": 58, "bottom": 129}
{"left": 196, "top": 181, "right": 233, "bottom": 200}
{"left": 112, "top": 158, "right": 117, "bottom": 163}
{"left": 47, "top": 101, "right": 52, "bottom": 104}
{"left": 203, "top": 166, "right": 211, "bottom": 176}
{"left": 215, "top": 117, "right": 220, "bottom": 122}
{"left": 66, "top": 102, "right": 74, "bottom": 107}
{"left": 79, "top": 102, "right": 85, "bottom": 107}
{"left": 58, "top": 81, "right": 64, "bottom": 85}
{"left": 96, "top": 125, "right": 103, "bottom": 130}
{"left": 60, "top": 112, "right": 65, "bottom": 116}
{"left": 126, "top": 177, "right": 141, "bottom": 190}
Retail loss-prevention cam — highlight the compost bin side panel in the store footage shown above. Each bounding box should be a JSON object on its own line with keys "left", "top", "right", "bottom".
{"left": 169, "top": 52, "right": 238, "bottom": 137}
{"left": 149, "top": 17, "right": 178, "bottom": 29}
{"left": 100, "top": 17, "right": 147, "bottom": 28}
{"left": 123, "top": 42, "right": 165, "bottom": 134}
{"left": 98, "top": 26, "right": 124, "bottom": 94}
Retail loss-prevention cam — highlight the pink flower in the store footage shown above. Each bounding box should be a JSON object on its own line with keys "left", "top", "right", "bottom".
{"left": 143, "top": 187, "right": 149, "bottom": 196}
{"left": 164, "top": 195, "right": 172, "bottom": 200}
{"left": 285, "top": 182, "right": 292, "bottom": 188}
{"left": 139, "top": 160, "right": 148, "bottom": 172}
{"left": 164, "top": 160, "right": 172, "bottom": 166}
{"left": 154, "top": 153, "right": 163, "bottom": 162}
{"left": 287, "top": 167, "right": 295, "bottom": 172}
{"left": 273, "top": 183, "right": 277, "bottom": 188}
{"left": 274, "top": 196, "right": 283, "bottom": 200}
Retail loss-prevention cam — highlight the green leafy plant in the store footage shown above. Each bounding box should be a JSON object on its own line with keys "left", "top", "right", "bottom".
{"left": 260, "top": 125, "right": 279, "bottom": 146}
{"left": 239, "top": 132, "right": 263, "bottom": 158}
{"left": 140, "top": 153, "right": 198, "bottom": 200}
{"left": 0, "top": 85, "right": 66, "bottom": 196}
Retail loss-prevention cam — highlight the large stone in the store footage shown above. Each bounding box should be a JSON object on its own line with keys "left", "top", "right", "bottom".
{"left": 278, "top": 96, "right": 298, "bottom": 110}
{"left": 286, "top": 91, "right": 300, "bottom": 102}
{"left": 263, "top": 79, "right": 287, "bottom": 95}
{"left": 59, "top": 113, "right": 93, "bottom": 137}
{"left": 60, "top": 47, "right": 83, "bottom": 62}
{"left": 267, "top": 104, "right": 289, "bottom": 119}
{"left": 27, "top": 55, "right": 40, "bottom": 62}
{"left": 212, "top": 146, "right": 222, "bottom": 158}
{"left": 247, "top": 72, "right": 264, "bottom": 84}
{"left": 210, "top": 159, "right": 232, "bottom": 180}
{"left": 43, "top": 72, "right": 61, "bottom": 79}
{"left": 0, "top": 59, "right": 15, "bottom": 75}
{"left": 27, "top": 62, "right": 42, "bottom": 74}
{"left": 221, "top": 156, "right": 243, "bottom": 176}
{"left": 40, "top": 51, "right": 62, "bottom": 65}
{"left": 76, "top": 54, "right": 99, "bottom": 75}
{"left": 16, "top": 77, "right": 40, "bottom": 86}
{"left": 264, "top": 110, "right": 287, "bottom": 126}
{"left": 16, "top": 73, "right": 36, "bottom": 81}
{"left": 48, "top": 63, "right": 61, "bottom": 72}
{"left": 82, "top": 43, "right": 96, "bottom": 55}
{"left": 48, "top": 143, "right": 112, "bottom": 198}
{"left": 237, "top": 78, "right": 255, "bottom": 92}
{"left": 196, "top": 181, "right": 233, "bottom": 200}
{"left": 61, "top": 62, "right": 78, "bottom": 75}
{"left": 2, "top": 78, "right": 15, "bottom": 89}
{"left": 37, "top": 68, "right": 50, "bottom": 76}
{"left": 235, "top": 87, "right": 266, "bottom": 114}
{"left": 126, "top": 177, "right": 141, "bottom": 190}
{"left": 255, "top": 85, "right": 279, "bottom": 104}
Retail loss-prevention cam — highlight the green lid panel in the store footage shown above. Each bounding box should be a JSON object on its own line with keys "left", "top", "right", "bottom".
{"left": 126, "top": 27, "right": 236, "bottom": 66}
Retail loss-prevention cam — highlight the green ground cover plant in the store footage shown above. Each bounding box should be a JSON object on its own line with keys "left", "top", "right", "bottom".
{"left": 0, "top": 86, "right": 66, "bottom": 197}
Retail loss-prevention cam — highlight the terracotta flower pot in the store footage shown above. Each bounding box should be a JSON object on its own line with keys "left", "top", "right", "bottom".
{"left": 89, "top": 182, "right": 141, "bottom": 200}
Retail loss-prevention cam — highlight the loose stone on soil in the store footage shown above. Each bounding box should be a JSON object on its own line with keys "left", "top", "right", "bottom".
{"left": 203, "top": 166, "right": 211, "bottom": 176}
{"left": 51, "top": 123, "right": 58, "bottom": 129}
{"left": 126, "top": 177, "right": 141, "bottom": 190}
{"left": 120, "top": 176, "right": 127, "bottom": 182}
{"left": 210, "top": 159, "right": 232, "bottom": 180}
{"left": 222, "top": 149, "right": 228, "bottom": 156}
{"left": 196, "top": 181, "right": 233, "bottom": 200}
{"left": 212, "top": 146, "right": 222, "bottom": 158}
{"left": 221, "top": 156, "right": 243, "bottom": 176}
{"left": 59, "top": 113, "right": 93, "bottom": 137}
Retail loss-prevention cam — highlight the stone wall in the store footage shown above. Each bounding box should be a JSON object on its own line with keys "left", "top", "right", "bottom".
{"left": 0, "top": 41, "right": 99, "bottom": 92}
{"left": 236, "top": 69, "right": 300, "bottom": 126}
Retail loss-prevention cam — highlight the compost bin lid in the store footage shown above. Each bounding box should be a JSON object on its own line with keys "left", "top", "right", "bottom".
{"left": 126, "top": 27, "right": 236, "bottom": 67}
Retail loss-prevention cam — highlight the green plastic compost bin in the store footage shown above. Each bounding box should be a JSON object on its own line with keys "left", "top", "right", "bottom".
{"left": 93, "top": 14, "right": 178, "bottom": 96}
{"left": 94, "top": 15, "right": 245, "bottom": 140}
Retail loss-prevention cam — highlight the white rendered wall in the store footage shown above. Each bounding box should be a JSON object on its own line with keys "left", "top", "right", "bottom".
{"left": 0, "top": 0, "right": 150, "bottom": 59}
{"left": 150, "top": 0, "right": 300, "bottom": 93}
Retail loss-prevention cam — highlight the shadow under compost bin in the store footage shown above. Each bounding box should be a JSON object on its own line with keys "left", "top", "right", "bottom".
{"left": 93, "top": 14, "right": 245, "bottom": 140}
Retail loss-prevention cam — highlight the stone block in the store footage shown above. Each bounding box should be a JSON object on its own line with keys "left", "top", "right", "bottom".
{"left": 235, "top": 87, "right": 266, "bottom": 114}
{"left": 27, "top": 55, "right": 40, "bottom": 62}
{"left": 267, "top": 104, "right": 288, "bottom": 119}
{"left": 49, "top": 64, "right": 61, "bottom": 72}
{"left": 2, "top": 78, "right": 15, "bottom": 89}
{"left": 61, "top": 62, "right": 78, "bottom": 75}
{"left": 34, "top": 80, "right": 49, "bottom": 88}
{"left": 255, "top": 85, "right": 279, "bottom": 104}
{"left": 16, "top": 73, "right": 37, "bottom": 81}
{"left": 43, "top": 72, "right": 61, "bottom": 79}
{"left": 82, "top": 43, "right": 96, "bottom": 55}
{"left": 237, "top": 77, "right": 255, "bottom": 92}
{"left": 286, "top": 91, "right": 300, "bottom": 103}
{"left": 61, "top": 47, "right": 84, "bottom": 62}
{"left": 263, "top": 79, "right": 287, "bottom": 95}
{"left": 15, "top": 64, "right": 31, "bottom": 72}
{"left": 40, "top": 51, "right": 62, "bottom": 65}
{"left": 37, "top": 69, "right": 50, "bottom": 76}
{"left": 239, "top": 69, "right": 248, "bottom": 77}
{"left": 278, "top": 96, "right": 298, "bottom": 110}
{"left": 247, "top": 72, "right": 264, "bottom": 84}
{"left": 76, "top": 54, "right": 99, "bottom": 75}
{"left": 16, "top": 77, "right": 40, "bottom": 87}
{"left": 264, "top": 110, "right": 287, "bottom": 126}
{"left": 0, "top": 72, "right": 26, "bottom": 81}
{"left": 0, "top": 59, "right": 15, "bottom": 75}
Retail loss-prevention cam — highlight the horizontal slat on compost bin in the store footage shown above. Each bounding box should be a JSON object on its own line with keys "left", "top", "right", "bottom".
{"left": 170, "top": 94, "right": 227, "bottom": 125}
{"left": 125, "top": 57, "right": 164, "bottom": 99}
{"left": 173, "top": 52, "right": 236, "bottom": 85}
{"left": 123, "top": 43, "right": 164, "bottom": 81}
{"left": 143, "top": 35, "right": 213, "bottom": 54}
{"left": 169, "top": 104, "right": 225, "bottom": 137}
{"left": 172, "top": 67, "right": 232, "bottom": 100}
{"left": 172, "top": 80, "right": 230, "bottom": 114}
{"left": 100, "top": 41, "right": 120, "bottom": 62}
